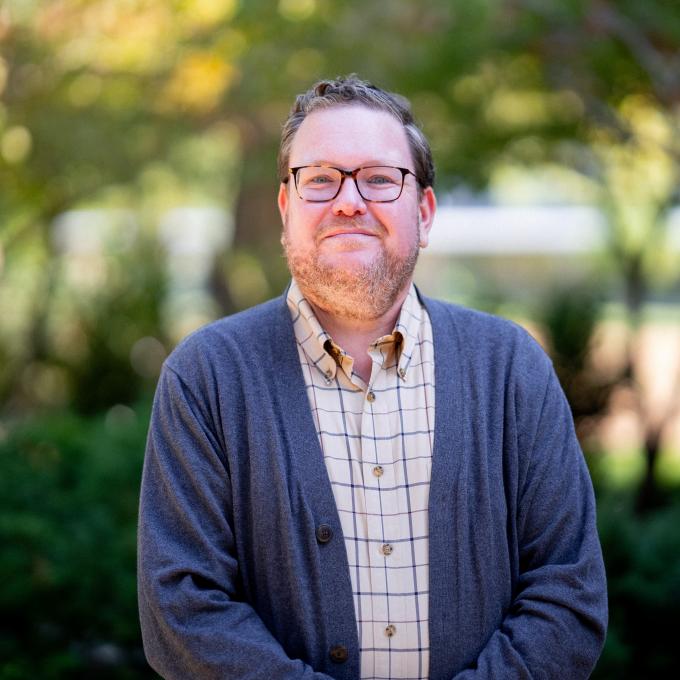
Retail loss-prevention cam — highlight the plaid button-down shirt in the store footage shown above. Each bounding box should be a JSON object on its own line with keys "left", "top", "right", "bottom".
{"left": 287, "top": 279, "right": 435, "bottom": 680}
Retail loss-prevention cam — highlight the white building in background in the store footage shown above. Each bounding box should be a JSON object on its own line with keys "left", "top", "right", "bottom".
{"left": 428, "top": 204, "right": 680, "bottom": 255}
{"left": 417, "top": 204, "right": 680, "bottom": 308}
{"left": 428, "top": 205, "right": 607, "bottom": 255}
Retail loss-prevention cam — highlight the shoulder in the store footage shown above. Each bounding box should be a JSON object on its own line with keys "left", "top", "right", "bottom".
{"left": 422, "top": 295, "right": 553, "bottom": 391}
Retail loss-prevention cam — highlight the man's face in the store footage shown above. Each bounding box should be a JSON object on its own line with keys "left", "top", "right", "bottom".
{"left": 278, "top": 104, "right": 436, "bottom": 321}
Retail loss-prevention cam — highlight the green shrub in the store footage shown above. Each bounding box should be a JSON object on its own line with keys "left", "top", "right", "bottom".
{"left": 593, "top": 490, "right": 680, "bottom": 678}
{"left": 0, "top": 404, "right": 157, "bottom": 679}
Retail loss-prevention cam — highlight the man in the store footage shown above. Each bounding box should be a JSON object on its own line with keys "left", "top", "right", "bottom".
{"left": 138, "top": 76, "right": 607, "bottom": 679}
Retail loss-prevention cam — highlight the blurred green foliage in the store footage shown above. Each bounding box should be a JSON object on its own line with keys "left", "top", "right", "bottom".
{"left": 539, "top": 284, "right": 616, "bottom": 438}
{"left": 0, "top": 228, "right": 167, "bottom": 416}
{"left": 64, "top": 238, "right": 167, "bottom": 416}
{"left": 1, "top": 0, "right": 680, "bottom": 676}
{"left": 594, "top": 489, "right": 680, "bottom": 678}
{"left": 0, "top": 402, "right": 154, "bottom": 679}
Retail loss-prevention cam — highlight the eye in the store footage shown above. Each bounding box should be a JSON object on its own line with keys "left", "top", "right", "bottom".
{"left": 298, "top": 168, "right": 339, "bottom": 187}
{"left": 307, "top": 174, "right": 334, "bottom": 185}
{"left": 368, "top": 175, "right": 395, "bottom": 185}
{"left": 359, "top": 166, "right": 403, "bottom": 188}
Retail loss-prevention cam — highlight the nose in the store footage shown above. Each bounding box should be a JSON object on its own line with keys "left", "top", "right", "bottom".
{"left": 331, "top": 176, "right": 367, "bottom": 217}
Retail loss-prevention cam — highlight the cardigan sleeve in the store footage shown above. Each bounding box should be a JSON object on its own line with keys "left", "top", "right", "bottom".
{"left": 137, "top": 364, "right": 333, "bottom": 680}
{"left": 452, "top": 363, "right": 608, "bottom": 679}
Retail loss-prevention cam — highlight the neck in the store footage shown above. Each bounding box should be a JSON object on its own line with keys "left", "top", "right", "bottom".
{"left": 306, "top": 283, "right": 411, "bottom": 383}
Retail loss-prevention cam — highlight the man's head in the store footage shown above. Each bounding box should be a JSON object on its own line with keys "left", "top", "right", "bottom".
{"left": 278, "top": 76, "right": 436, "bottom": 322}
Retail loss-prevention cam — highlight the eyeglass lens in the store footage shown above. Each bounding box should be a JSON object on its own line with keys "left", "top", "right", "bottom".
{"left": 295, "top": 166, "right": 405, "bottom": 202}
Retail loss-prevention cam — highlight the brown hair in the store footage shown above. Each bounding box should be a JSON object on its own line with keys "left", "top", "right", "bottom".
{"left": 278, "top": 75, "right": 435, "bottom": 190}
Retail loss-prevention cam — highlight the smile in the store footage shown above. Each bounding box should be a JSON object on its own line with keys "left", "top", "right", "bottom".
{"left": 325, "top": 231, "right": 378, "bottom": 239}
{"left": 319, "top": 225, "right": 383, "bottom": 242}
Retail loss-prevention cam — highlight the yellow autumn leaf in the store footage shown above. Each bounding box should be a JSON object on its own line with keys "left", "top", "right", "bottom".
{"left": 161, "top": 53, "right": 237, "bottom": 114}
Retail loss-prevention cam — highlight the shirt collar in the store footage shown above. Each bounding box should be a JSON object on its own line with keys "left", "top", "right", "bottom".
{"left": 287, "top": 279, "right": 338, "bottom": 383}
{"left": 386, "top": 281, "right": 422, "bottom": 381}
{"left": 286, "top": 278, "right": 422, "bottom": 384}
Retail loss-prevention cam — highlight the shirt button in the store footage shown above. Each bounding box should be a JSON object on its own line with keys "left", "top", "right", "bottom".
{"left": 316, "top": 524, "right": 333, "bottom": 543}
{"left": 324, "top": 369, "right": 333, "bottom": 380}
{"left": 372, "top": 465, "right": 384, "bottom": 478}
{"left": 380, "top": 543, "right": 393, "bottom": 556}
{"left": 366, "top": 391, "right": 376, "bottom": 402}
{"left": 329, "top": 644, "right": 349, "bottom": 663}
{"left": 385, "top": 624, "right": 397, "bottom": 637}
{"left": 399, "top": 367, "right": 407, "bottom": 379}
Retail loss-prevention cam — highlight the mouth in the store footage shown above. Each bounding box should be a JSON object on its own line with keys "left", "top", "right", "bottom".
{"left": 318, "top": 222, "right": 383, "bottom": 242}
{"left": 324, "top": 230, "right": 379, "bottom": 239}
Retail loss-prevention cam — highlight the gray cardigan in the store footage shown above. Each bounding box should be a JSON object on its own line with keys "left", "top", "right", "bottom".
{"left": 137, "top": 293, "right": 607, "bottom": 679}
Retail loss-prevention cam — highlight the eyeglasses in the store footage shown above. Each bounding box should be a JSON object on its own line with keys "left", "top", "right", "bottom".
{"left": 286, "top": 165, "right": 417, "bottom": 203}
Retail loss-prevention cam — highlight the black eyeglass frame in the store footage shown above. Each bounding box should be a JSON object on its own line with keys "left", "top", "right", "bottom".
{"left": 284, "top": 165, "right": 418, "bottom": 203}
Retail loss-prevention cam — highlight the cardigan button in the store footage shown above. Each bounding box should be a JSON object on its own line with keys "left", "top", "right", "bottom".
{"left": 316, "top": 523, "right": 333, "bottom": 543}
{"left": 329, "top": 644, "right": 349, "bottom": 663}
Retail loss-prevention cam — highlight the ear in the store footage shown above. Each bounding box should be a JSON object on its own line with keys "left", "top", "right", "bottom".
{"left": 417, "top": 187, "right": 436, "bottom": 248}
{"left": 277, "top": 182, "right": 289, "bottom": 226}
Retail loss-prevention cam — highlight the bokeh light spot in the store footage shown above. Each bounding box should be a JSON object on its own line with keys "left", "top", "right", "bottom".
{"left": 20, "top": 362, "right": 70, "bottom": 408}
{"left": 105, "top": 403, "right": 137, "bottom": 432}
{"left": 1, "top": 125, "right": 32, "bottom": 164}
{"left": 130, "top": 336, "right": 167, "bottom": 379}
{"left": 278, "top": 0, "right": 316, "bottom": 22}
{"left": 162, "top": 53, "right": 237, "bottom": 114}
{"left": 183, "top": 0, "right": 238, "bottom": 27}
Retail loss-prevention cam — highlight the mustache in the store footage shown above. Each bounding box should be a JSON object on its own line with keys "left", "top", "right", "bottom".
{"left": 315, "top": 219, "right": 385, "bottom": 239}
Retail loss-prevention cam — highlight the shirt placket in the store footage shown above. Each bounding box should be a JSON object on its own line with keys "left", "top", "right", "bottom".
{"left": 362, "top": 344, "right": 405, "bottom": 677}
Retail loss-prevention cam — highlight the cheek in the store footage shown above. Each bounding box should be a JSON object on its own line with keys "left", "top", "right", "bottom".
{"left": 283, "top": 212, "right": 318, "bottom": 252}
{"left": 292, "top": 205, "right": 327, "bottom": 233}
{"left": 384, "top": 210, "right": 420, "bottom": 247}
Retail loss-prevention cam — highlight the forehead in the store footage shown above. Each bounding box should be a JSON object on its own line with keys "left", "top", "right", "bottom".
{"left": 288, "top": 104, "right": 412, "bottom": 168}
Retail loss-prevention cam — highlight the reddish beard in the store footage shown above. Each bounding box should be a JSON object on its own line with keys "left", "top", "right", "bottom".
{"left": 282, "top": 221, "right": 420, "bottom": 321}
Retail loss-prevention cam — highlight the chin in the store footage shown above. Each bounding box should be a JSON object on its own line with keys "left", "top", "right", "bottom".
{"left": 318, "top": 251, "right": 379, "bottom": 272}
